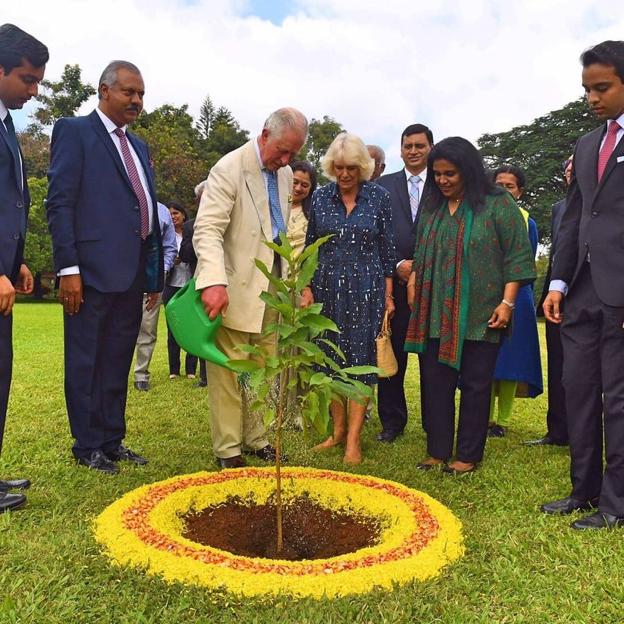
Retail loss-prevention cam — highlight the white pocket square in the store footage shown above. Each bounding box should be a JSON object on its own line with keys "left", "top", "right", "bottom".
{"left": 617, "top": 156, "right": 624, "bottom": 163}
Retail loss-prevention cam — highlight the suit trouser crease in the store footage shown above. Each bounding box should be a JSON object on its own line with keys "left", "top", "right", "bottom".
{"left": 0, "top": 313, "right": 13, "bottom": 456}
{"left": 561, "top": 264, "right": 624, "bottom": 515}
{"left": 378, "top": 282, "right": 411, "bottom": 433}
{"left": 65, "top": 254, "right": 145, "bottom": 457}
{"left": 418, "top": 339, "right": 500, "bottom": 463}
{"left": 206, "top": 277, "right": 279, "bottom": 459}
{"left": 545, "top": 320, "right": 568, "bottom": 443}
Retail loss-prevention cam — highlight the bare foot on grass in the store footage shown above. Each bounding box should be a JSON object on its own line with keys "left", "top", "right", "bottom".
{"left": 312, "top": 435, "right": 345, "bottom": 452}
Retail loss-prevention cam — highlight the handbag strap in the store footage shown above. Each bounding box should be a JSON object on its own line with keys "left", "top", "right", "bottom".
{"left": 381, "top": 310, "right": 391, "bottom": 336}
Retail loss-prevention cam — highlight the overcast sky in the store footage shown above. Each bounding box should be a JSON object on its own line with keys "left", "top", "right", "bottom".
{"left": 5, "top": 0, "right": 623, "bottom": 172}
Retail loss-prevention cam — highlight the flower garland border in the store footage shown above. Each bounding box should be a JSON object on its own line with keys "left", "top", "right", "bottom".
{"left": 94, "top": 467, "right": 464, "bottom": 598}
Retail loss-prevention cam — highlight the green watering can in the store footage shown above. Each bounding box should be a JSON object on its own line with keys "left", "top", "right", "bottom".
{"left": 164, "top": 278, "right": 232, "bottom": 370}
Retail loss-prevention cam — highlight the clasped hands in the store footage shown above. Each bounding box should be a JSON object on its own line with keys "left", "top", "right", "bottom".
{"left": 0, "top": 264, "right": 34, "bottom": 316}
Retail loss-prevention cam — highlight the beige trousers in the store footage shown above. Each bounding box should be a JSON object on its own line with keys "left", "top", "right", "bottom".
{"left": 207, "top": 277, "right": 279, "bottom": 459}
{"left": 133, "top": 295, "right": 162, "bottom": 382}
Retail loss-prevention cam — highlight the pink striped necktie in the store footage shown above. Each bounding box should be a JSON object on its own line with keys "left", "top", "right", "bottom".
{"left": 114, "top": 128, "right": 149, "bottom": 239}
{"left": 597, "top": 120, "right": 621, "bottom": 182}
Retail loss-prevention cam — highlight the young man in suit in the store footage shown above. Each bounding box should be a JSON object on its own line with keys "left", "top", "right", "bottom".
{"left": 193, "top": 108, "right": 308, "bottom": 468}
{"left": 0, "top": 23, "right": 47, "bottom": 513}
{"left": 375, "top": 124, "right": 433, "bottom": 442}
{"left": 542, "top": 40, "right": 624, "bottom": 529}
{"left": 46, "top": 61, "right": 164, "bottom": 474}
{"left": 526, "top": 157, "right": 573, "bottom": 447}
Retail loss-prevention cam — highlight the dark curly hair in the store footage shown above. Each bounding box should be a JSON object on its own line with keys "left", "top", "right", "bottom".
{"left": 422, "top": 136, "right": 501, "bottom": 212}
{"left": 290, "top": 160, "right": 317, "bottom": 219}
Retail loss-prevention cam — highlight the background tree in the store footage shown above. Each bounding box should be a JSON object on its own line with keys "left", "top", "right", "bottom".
{"left": 478, "top": 98, "right": 599, "bottom": 244}
{"left": 197, "top": 98, "right": 250, "bottom": 170}
{"left": 196, "top": 95, "right": 215, "bottom": 140}
{"left": 299, "top": 116, "right": 345, "bottom": 184}
{"left": 17, "top": 123, "right": 49, "bottom": 178}
{"left": 133, "top": 104, "right": 209, "bottom": 207}
{"left": 22, "top": 177, "right": 52, "bottom": 298}
{"left": 34, "top": 64, "right": 96, "bottom": 126}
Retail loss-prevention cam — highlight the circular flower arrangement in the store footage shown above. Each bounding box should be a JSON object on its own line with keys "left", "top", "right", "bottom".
{"left": 94, "top": 467, "right": 464, "bottom": 598}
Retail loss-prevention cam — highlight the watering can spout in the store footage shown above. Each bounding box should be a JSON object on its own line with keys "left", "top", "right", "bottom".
{"left": 164, "top": 278, "right": 232, "bottom": 369}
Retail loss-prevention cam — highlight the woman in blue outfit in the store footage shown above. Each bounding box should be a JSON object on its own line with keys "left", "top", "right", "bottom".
{"left": 488, "top": 165, "right": 543, "bottom": 437}
{"left": 301, "top": 133, "right": 396, "bottom": 464}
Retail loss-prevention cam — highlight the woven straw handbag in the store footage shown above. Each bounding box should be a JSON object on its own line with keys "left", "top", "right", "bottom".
{"left": 376, "top": 310, "right": 398, "bottom": 378}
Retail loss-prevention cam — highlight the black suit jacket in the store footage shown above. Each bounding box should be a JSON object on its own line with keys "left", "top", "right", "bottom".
{"left": 376, "top": 170, "right": 420, "bottom": 264}
{"left": 0, "top": 114, "right": 29, "bottom": 283}
{"left": 538, "top": 198, "right": 566, "bottom": 311}
{"left": 553, "top": 124, "right": 624, "bottom": 306}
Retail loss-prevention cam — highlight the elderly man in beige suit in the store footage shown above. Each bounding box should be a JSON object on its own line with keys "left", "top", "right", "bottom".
{"left": 193, "top": 108, "right": 308, "bottom": 468}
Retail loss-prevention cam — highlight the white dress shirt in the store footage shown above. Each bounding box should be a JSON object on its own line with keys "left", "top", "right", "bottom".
{"left": 59, "top": 108, "right": 154, "bottom": 276}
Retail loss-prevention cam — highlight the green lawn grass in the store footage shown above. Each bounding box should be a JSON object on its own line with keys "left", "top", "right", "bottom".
{"left": 1, "top": 303, "right": 622, "bottom": 623}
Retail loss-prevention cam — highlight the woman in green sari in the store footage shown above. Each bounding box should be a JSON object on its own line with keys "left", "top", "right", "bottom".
{"left": 405, "top": 137, "right": 536, "bottom": 474}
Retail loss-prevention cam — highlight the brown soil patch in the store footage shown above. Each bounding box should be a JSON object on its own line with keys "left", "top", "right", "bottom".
{"left": 182, "top": 495, "right": 383, "bottom": 560}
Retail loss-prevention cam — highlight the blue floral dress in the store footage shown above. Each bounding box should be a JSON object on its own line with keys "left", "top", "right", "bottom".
{"left": 305, "top": 182, "right": 397, "bottom": 385}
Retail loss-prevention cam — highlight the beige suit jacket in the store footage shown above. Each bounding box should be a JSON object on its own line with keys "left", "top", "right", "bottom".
{"left": 193, "top": 139, "right": 292, "bottom": 333}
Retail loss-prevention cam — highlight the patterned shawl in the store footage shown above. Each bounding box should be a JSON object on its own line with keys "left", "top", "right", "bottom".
{"left": 404, "top": 201, "right": 474, "bottom": 369}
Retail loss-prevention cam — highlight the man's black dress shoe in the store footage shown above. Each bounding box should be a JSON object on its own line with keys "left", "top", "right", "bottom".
{"left": 524, "top": 435, "right": 568, "bottom": 446}
{"left": 416, "top": 462, "right": 442, "bottom": 471}
{"left": 248, "top": 445, "right": 287, "bottom": 462}
{"left": 376, "top": 430, "right": 401, "bottom": 443}
{"left": 76, "top": 450, "right": 119, "bottom": 475}
{"left": 134, "top": 380, "right": 149, "bottom": 391}
{"left": 571, "top": 511, "right": 624, "bottom": 530}
{"left": 0, "top": 491, "right": 26, "bottom": 513}
{"left": 216, "top": 455, "right": 246, "bottom": 469}
{"left": 106, "top": 445, "right": 148, "bottom": 465}
{"left": 540, "top": 496, "right": 599, "bottom": 515}
{"left": 487, "top": 424, "right": 506, "bottom": 438}
{"left": 196, "top": 379, "right": 208, "bottom": 388}
{"left": 0, "top": 478, "right": 31, "bottom": 492}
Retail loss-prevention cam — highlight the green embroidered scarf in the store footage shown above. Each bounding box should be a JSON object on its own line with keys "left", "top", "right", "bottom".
{"left": 404, "top": 201, "right": 473, "bottom": 369}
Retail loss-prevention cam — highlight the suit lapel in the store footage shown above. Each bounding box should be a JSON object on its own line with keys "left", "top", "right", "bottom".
{"left": 596, "top": 130, "right": 624, "bottom": 192}
{"left": 242, "top": 141, "right": 273, "bottom": 241}
{"left": 127, "top": 132, "right": 156, "bottom": 200}
{"left": 0, "top": 122, "right": 24, "bottom": 197}
{"left": 394, "top": 171, "right": 412, "bottom": 224}
{"left": 88, "top": 111, "right": 135, "bottom": 194}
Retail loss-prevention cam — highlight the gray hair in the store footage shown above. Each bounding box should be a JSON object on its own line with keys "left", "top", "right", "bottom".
{"left": 367, "top": 144, "right": 386, "bottom": 164}
{"left": 263, "top": 107, "right": 308, "bottom": 141}
{"left": 194, "top": 179, "right": 208, "bottom": 199}
{"left": 98, "top": 60, "right": 142, "bottom": 99}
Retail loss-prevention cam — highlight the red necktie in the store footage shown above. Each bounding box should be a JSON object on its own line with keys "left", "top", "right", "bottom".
{"left": 597, "top": 120, "right": 621, "bottom": 182}
{"left": 114, "top": 128, "right": 150, "bottom": 239}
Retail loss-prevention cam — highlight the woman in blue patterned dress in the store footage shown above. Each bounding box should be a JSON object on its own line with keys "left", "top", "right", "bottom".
{"left": 301, "top": 133, "right": 397, "bottom": 464}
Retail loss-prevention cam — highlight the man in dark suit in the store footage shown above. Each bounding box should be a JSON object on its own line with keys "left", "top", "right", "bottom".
{"left": 375, "top": 124, "right": 433, "bottom": 442}
{"left": 47, "top": 60, "right": 164, "bottom": 474}
{"left": 542, "top": 40, "right": 624, "bottom": 529}
{"left": 527, "top": 157, "right": 573, "bottom": 447}
{"left": 0, "top": 24, "right": 47, "bottom": 513}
